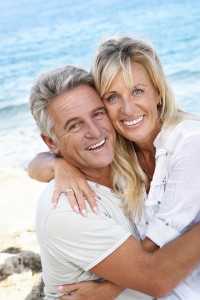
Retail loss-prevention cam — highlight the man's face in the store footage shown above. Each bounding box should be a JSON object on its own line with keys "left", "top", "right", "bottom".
{"left": 46, "top": 85, "right": 116, "bottom": 173}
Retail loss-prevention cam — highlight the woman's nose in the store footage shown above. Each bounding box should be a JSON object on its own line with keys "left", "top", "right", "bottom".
{"left": 120, "top": 97, "right": 135, "bottom": 115}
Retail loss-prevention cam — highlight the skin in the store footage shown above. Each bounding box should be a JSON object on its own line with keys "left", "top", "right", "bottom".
{"left": 102, "top": 62, "right": 161, "bottom": 148}
{"left": 42, "top": 85, "right": 116, "bottom": 188}
{"left": 102, "top": 62, "right": 162, "bottom": 183}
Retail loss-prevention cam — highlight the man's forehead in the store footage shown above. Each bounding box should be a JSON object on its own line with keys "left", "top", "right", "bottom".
{"left": 49, "top": 88, "right": 105, "bottom": 122}
{"left": 55, "top": 85, "right": 101, "bottom": 103}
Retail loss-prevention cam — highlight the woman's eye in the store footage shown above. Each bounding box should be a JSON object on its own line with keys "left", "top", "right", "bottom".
{"left": 106, "top": 94, "right": 118, "bottom": 102}
{"left": 132, "top": 88, "right": 143, "bottom": 95}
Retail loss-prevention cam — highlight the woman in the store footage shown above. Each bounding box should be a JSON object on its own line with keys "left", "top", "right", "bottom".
{"left": 29, "top": 36, "right": 200, "bottom": 299}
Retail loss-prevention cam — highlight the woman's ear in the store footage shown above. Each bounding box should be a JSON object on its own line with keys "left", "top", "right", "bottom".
{"left": 41, "top": 134, "right": 61, "bottom": 156}
{"left": 156, "top": 92, "right": 162, "bottom": 106}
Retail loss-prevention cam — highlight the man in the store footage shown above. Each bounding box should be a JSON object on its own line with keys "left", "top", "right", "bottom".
{"left": 30, "top": 66, "right": 200, "bottom": 300}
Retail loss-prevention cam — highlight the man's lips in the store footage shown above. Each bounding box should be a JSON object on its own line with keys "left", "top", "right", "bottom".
{"left": 86, "top": 138, "right": 106, "bottom": 150}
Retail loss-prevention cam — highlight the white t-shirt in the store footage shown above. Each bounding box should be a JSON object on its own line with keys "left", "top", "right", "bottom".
{"left": 36, "top": 180, "right": 153, "bottom": 300}
{"left": 136, "top": 119, "right": 200, "bottom": 300}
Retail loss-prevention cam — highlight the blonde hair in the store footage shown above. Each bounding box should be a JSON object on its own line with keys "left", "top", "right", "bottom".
{"left": 110, "top": 133, "right": 146, "bottom": 220}
{"left": 92, "top": 35, "right": 196, "bottom": 220}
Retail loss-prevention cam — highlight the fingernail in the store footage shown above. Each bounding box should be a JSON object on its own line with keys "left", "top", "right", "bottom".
{"left": 52, "top": 202, "right": 57, "bottom": 208}
{"left": 57, "top": 285, "right": 63, "bottom": 291}
{"left": 81, "top": 209, "right": 87, "bottom": 216}
{"left": 93, "top": 206, "right": 98, "bottom": 213}
{"left": 74, "top": 205, "right": 80, "bottom": 213}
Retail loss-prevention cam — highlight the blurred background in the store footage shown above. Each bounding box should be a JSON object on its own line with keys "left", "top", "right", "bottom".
{"left": 0, "top": 0, "right": 200, "bottom": 169}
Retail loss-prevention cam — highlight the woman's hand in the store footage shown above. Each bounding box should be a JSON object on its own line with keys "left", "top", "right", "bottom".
{"left": 28, "top": 151, "right": 99, "bottom": 214}
{"left": 52, "top": 158, "right": 99, "bottom": 215}
{"left": 58, "top": 281, "right": 124, "bottom": 300}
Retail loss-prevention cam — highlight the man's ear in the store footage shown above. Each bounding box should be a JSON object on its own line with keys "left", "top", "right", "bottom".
{"left": 41, "top": 134, "right": 61, "bottom": 156}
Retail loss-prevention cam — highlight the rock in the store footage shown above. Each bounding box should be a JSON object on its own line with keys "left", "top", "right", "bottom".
{"left": 0, "top": 231, "right": 44, "bottom": 299}
{"left": 0, "top": 251, "right": 42, "bottom": 280}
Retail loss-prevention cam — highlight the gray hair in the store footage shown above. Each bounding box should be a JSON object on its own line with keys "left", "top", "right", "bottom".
{"left": 30, "top": 66, "right": 95, "bottom": 141}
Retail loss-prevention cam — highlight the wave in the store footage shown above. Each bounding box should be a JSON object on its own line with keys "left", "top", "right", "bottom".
{"left": 0, "top": 102, "right": 29, "bottom": 116}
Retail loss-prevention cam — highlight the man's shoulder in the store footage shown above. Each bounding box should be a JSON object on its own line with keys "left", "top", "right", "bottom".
{"left": 36, "top": 179, "right": 71, "bottom": 228}
{"left": 38, "top": 178, "right": 54, "bottom": 198}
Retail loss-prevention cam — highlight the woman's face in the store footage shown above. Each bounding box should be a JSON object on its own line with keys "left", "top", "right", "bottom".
{"left": 102, "top": 62, "right": 162, "bottom": 147}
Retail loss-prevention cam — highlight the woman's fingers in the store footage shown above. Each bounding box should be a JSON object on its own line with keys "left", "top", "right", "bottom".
{"left": 52, "top": 185, "right": 63, "bottom": 207}
{"left": 60, "top": 295, "right": 76, "bottom": 299}
{"left": 58, "top": 281, "right": 101, "bottom": 300}
{"left": 52, "top": 170, "right": 101, "bottom": 213}
{"left": 83, "top": 190, "right": 100, "bottom": 214}
{"left": 58, "top": 284, "right": 78, "bottom": 299}
{"left": 78, "top": 179, "right": 99, "bottom": 213}
{"left": 65, "top": 179, "right": 99, "bottom": 215}
{"left": 65, "top": 187, "right": 86, "bottom": 216}
{"left": 58, "top": 284, "right": 79, "bottom": 293}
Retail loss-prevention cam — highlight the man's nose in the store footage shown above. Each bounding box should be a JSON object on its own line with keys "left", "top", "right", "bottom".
{"left": 85, "top": 121, "right": 102, "bottom": 138}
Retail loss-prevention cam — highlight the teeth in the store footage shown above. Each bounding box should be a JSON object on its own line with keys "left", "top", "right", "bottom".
{"left": 123, "top": 116, "right": 143, "bottom": 126}
{"left": 86, "top": 139, "right": 106, "bottom": 150}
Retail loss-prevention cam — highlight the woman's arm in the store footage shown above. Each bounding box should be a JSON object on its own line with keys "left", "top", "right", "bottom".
{"left": 28, "top": 151, "right": 55, "bottom": 182}
{"left": 28, "top": 152, "right": 98, "bottom": 212}
{"left": 57, "top": 239, "right": 158, "bottom": 300}
{"left": 54, "top": 222, "right": 200, "bottom": 298}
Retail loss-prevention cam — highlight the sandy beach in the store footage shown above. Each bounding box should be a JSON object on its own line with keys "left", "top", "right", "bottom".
{"left": 0, "top": 168, "right": 47, "bottom": 300}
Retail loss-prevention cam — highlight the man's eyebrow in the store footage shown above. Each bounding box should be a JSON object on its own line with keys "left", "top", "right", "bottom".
{"left": 64, "top": 117, "right": 80, "bottom": 130}
{"left": 92, "top": 106, "right": 106, "bottom": 113}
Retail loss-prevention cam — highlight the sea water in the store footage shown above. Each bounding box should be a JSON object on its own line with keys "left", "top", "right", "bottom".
{"left": 0, "top": 0, "right": 200, "bottom": 168}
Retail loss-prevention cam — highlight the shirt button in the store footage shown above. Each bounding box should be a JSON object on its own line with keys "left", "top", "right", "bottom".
{"left": 158, "top": 201, "right": 161, "bottom": 204}
{"left": 145, "top": 221, "right": 149, "bottom": 225}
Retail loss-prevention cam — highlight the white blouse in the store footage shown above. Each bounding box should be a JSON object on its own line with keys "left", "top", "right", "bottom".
{"left": 136, "top": 119, "right": 200, "bottom": 299}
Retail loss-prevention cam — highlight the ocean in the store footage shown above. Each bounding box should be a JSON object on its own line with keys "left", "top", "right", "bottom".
{"left": 0, "top": 0, "right": 200, "bottom": 169}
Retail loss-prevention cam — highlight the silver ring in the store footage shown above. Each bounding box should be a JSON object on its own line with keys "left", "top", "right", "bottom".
{"left": 65, "top": 187, "right": 74, "bottom": 194}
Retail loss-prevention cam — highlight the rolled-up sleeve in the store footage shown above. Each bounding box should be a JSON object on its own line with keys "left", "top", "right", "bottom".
{"left": 145, "top": 217, "right": 180, "bottom": 247}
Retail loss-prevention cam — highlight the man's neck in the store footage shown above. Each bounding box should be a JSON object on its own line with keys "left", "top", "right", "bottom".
{"left": 81, "top": 166, "right": 112, "bottom": 188}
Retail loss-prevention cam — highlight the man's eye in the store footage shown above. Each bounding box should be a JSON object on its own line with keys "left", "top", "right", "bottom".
{"left": 132, "top": 89, "right": 143, "bottom": 95}
{"left": 94, "top": 111, "right": 106, "bottom": 117}
{"left": 69, "top": 123, "right": 80, "bottom": 132}
{"left": 95, "top": 111, "right": 102, "bottom": 116}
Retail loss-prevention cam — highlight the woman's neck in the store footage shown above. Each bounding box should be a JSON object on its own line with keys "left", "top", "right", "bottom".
{"left": 134, "top": 143, "right": 156, "bottom": 189}
{"left": 133, "top": 123, "right": 161, "bottom": 182}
